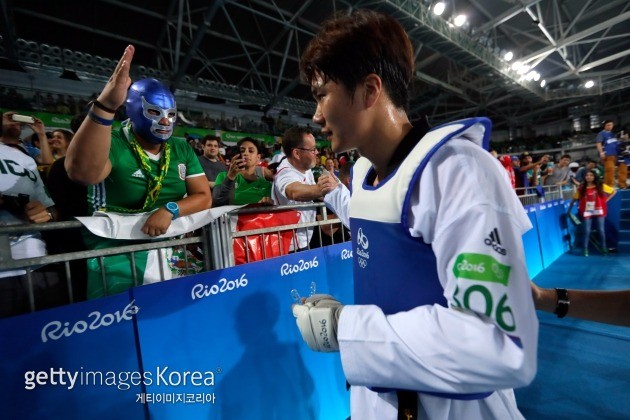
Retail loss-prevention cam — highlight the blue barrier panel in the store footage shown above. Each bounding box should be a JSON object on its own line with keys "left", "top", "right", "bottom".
{"left": 534, "top": 200, "right": 567, "bottom": 268}
{"left": 134, "top": 243, "right": 353, "bottom": 419}
{"left": 0, "top": 292, "right": 144, "bottom": 419}
{"left": 0, "top": 243, "right": 353, "bottom": 419}
{"left": 522, "top": 207, "right": 543, "bottom": 279}
{"left": 605, "top": 192, "right": 620, "bottom": 247}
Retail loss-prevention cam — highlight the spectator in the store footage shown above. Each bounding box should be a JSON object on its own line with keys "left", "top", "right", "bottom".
{"left": 198, "top": 135, "right": 227, "bottom": 189}
{"left": 1, "top": 110, "right": 64, "bottom": 317}
{"left": 66, "top": 46, "right": 211, "bottom": 298}
{"left": 575, "top": 158, "right": 600, "bottom": 184}
{"left": 292, "top": 10, "right": 537, "bottom": 419}
{"left": 12, "top": 116, "right": 53, "bottom": 167}
{"left": 272, "top": 126, "right": 335, "bottom": 251}
{"left": 324, "top": 155, "right": 339, "bottom": 178}
{"left": 498, "top": 155, "right": 515, "bottom": 188}
{"left": 596, "top": 120, "right": 626, "bottom": 188}
{"left": 543, "top": 154, "right": 572, "bottom": 187}
{"left": 568, "top": 161, "right": 580, "bottom": 186}
{"left": 270, "top": 142, "right": 285, "bottom": 164}
{"left": 44, "top": 113, "right": 89, "bottom": 302}
{"left": 50, "top": 129, "right": 73, "bottom": 160}
{"left": 212, "top": 137, "right": 273, "bottom": 206}
{"left": 517, "top": 152, "right": 548, "bottom": 188}
{"left": 567, "top": 169, "right": 615, "bottom": 256}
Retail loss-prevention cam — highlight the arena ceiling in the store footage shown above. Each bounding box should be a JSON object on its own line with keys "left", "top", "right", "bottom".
{"left": 2, "top": 0, "right": 630, "bottom": 130}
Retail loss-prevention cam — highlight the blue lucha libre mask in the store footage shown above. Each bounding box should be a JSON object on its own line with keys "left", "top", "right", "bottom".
{"left": 125, "top": 78, "right": 177, "bottom": 144}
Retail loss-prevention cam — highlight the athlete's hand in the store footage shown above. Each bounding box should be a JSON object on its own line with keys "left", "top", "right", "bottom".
{"left": 97, "top": 45, "right": 135, "bottom": 111}
{"left": 292, "top": 294, "right": 344, "bottom": 352}
{"left": 142, "top": 207, "right": 173, "bottom": 237}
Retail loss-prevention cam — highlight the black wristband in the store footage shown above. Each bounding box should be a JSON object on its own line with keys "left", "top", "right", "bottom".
{"left": 89, "top": 99, "right": 117, "bottom": 114}
{"left": 554, "top": 288, "right": 570, "bottom": 318}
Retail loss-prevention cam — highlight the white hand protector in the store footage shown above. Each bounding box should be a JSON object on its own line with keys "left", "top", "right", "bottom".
{"left": 292, "top": 294, "right": 344, "bottom": 353}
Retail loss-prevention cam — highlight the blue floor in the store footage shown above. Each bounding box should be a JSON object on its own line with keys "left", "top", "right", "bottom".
{"left": 515, "top": 252, "right": 630, "bottom": 419}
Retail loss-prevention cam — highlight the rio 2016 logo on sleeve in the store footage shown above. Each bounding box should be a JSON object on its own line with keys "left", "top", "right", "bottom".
{"left": 452, "top": 253, "right": 515, "bottom": 332}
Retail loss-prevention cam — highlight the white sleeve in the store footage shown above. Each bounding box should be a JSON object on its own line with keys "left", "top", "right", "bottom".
{"left": 323, "top": 183, "right": 351, "bottom": 228}
{"left": 274, "top": 167, "right": 303, "bottom": 197}
{"left": 338, "top": 139, "right": 538, "bottom": 394}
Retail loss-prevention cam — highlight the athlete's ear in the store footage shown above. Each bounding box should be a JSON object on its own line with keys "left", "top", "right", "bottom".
{"left": 362, "top": 73, "right": 382, "bottom": 109}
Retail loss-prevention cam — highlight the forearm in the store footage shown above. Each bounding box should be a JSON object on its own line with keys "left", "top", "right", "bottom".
{"left": 339, "top": 304, "right": 536, "bottom": 392}
{"left": 176, "top": 189, "right": 212, "bottom": 216}
{"left": 65, "top": 107, "right": 114, "bottom": 184}
{"left": 286, "top": 183, "right": 323, "bottom": 201}
{"left": 212, "top": 179, "right": 234, "bottom": 206}
{"left": 534, "top": 287, "right": 630, "bottom": 326}
{"left": 37, "top": 133, "right": 54, "bottom": 165}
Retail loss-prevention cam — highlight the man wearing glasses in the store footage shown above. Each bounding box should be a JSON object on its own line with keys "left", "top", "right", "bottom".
{"left": 272, "top": 126, "right": 336, "bottom": 251}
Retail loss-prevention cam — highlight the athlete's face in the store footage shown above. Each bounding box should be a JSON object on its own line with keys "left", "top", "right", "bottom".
{"left": 311, "top": 74, "right": 367, "bottom": 154}
{"left": 604, "top": 122, "right": 614, "bottom": 132}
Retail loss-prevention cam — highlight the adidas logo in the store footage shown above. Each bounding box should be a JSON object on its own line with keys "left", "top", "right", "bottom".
{"left": 484, "top": 228, "right": 507, "bottom": 255}
{"left": 131, "top": 169, "right": 145, "bottom": 179}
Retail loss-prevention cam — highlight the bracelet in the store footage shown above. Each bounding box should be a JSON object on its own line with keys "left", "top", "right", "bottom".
{"left": 88, "top": 110, "right": 114, "bottom": 126}
{"left": 553, "top": 288, "right": 570, "bottom": 318}
{"left": 88, "top": 99, "right": 117, "bottom": 114}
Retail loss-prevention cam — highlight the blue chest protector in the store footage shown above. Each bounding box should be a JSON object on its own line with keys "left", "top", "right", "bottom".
{"left": 349, "top": 117, "right": 493, "bottom": 400}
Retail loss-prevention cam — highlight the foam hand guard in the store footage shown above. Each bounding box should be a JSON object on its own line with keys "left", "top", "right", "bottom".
{"left": 292, "top": 294, "right": 344, "bottom": 353}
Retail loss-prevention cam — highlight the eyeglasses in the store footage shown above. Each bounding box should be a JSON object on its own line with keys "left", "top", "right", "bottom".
{"left": 295, "top": 147, "right": 318, "bottom": 154}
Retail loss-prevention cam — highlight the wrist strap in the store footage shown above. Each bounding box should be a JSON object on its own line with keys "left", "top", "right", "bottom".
{"left": 554, "top": 288, "right": 570, "bottom": 318}
{"left": 88, "top": 110, "right": 114, "bottom": 126}
{"left": 89, "top": 99, "right": 117, "bottom": 114}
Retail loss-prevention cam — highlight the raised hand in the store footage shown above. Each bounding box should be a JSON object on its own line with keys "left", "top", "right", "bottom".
{"left": 97, "top": 45, "right": 135, "bottom": 111}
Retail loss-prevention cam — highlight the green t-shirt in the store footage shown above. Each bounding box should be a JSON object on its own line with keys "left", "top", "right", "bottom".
{"left": 88, "top": 125, "right": 204, "bottom": 213}
{"left": 214, "top": 171, "right": 272, "bottom": 205}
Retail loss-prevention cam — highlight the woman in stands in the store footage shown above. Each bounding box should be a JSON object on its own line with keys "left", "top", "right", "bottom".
{"left": 212, "top": 137, "right": 274, "bottom": 206}
{"left": 567, "top": 169, "right": 616, "bottom": 256}
{"left": 49, "top": 129, "right": 73, "bottom": 160}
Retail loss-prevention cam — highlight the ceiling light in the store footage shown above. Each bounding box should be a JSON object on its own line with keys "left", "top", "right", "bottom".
{"left": 533, "top": 72, "right": 540, "bottom": 82}
{"left": 454, "top": 14, "right": 467, "bottom": 27}
{"left": 504, "top": 51, "right": 514, "bottom": 62}
{"left": 585, "top": 80, "right": 595, "bottom": 88}
{"left": 540, "top": 80, "right": 546, "bottom": 88}
{"left": 433, "top": 2, "right": 446, "bottom": 16}
{"left": 511, "top": 61, "right": 522, "bottom": 71}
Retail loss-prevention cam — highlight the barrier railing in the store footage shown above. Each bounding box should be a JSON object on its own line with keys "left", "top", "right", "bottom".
{"left": 0, "top": 203, "right": 346, "bottom": 316}
{"left": 0, "top": 185, "right": 570, "bottom": 317}
{"left": 514, "top": 184, "right": 573, "bottom": 207}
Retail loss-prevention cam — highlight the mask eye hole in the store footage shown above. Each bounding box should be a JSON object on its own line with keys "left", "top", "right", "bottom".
{"left": 147, "top": 108, "right": 160, "bottom": 116}
{"left": 168, "top": 112, "right": 176, "bottom": 118}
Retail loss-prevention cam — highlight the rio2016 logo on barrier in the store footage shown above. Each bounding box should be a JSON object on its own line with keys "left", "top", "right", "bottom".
{"left": 341, "top": 249, "right": 353, "bottom": 260}
{"left": 41, "top": 300, "right": 140, "bottom": 343}
{"left": 280, "top": 256, "right": 319, "bottom": 276}
{"left": 191, "top": 274, "right": 248, "bottom": 300}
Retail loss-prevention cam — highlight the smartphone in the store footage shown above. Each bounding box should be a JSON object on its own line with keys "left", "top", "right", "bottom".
{"left": 11, "top": 114, "right": 35, "bottom": 124}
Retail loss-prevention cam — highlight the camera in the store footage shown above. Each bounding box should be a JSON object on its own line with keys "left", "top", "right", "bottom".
{"left": 0, "top": 193, "right": 30, "bottom": 217}
{"left": 11, "top": 114, "right": 35, "bottom": 124}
